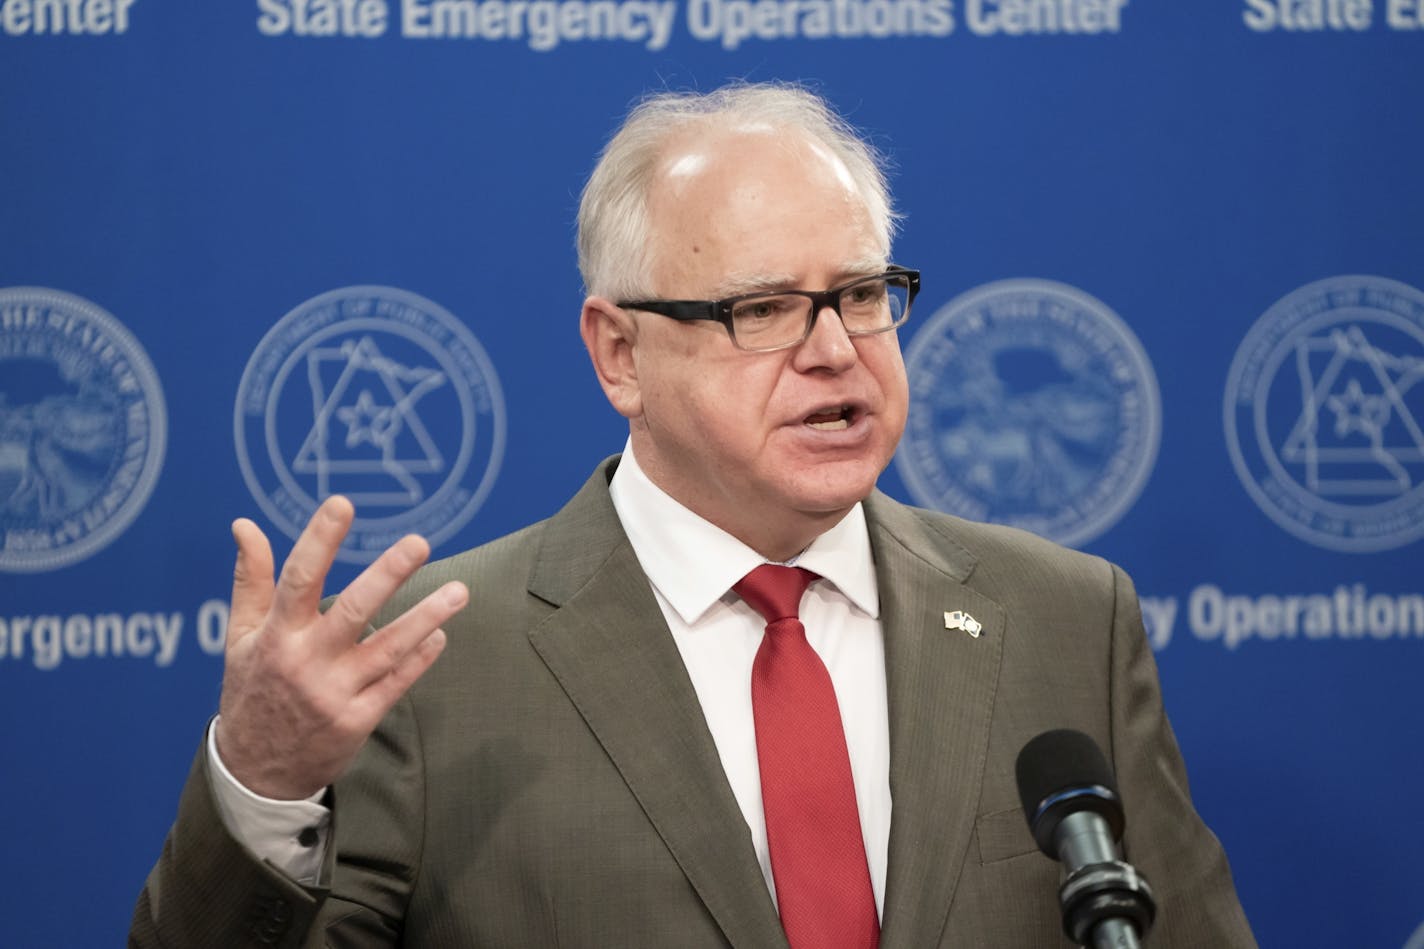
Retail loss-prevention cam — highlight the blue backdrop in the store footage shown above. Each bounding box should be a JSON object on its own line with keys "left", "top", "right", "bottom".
{"left": 2, "top": 3, "right": 1421, "bottom": 945}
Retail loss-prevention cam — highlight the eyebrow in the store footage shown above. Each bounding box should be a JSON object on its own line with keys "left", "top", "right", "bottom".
{"left": 709, "top": 258, "right": 889, "bottom": 298}
{"left": 710, "top": 272, "right": 799, "bottom": 298}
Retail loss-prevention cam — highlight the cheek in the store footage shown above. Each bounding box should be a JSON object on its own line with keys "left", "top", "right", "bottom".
{"left": 888, "top": 367, "right": 910, "bottom": 418}
{"left": 633, "top": 330, "right": 700, "bottom": 406}
{"left": 691, "top": 372, "right": 786, "bottom": 461}
{"left": 650, "top": 361, "right": 757, "bottom": 437}
{"left": 866, "top": 343, "right": 910, "bottom": 403}
{"left": 699, "top": 373, "right": 772, "bottom": 430}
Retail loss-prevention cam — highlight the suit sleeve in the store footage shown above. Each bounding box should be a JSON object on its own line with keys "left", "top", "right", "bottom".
{"left": 130, "top": 695, "right": 425, "bottom": 948}
{"left": 129, "top": 740, "right": 337, "bottom": 948}
{"left": 1106, "top": 563, "right": 1257, "bottom": 947}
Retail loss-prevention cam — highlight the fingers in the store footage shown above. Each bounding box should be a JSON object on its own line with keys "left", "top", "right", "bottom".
{"left": 348, "top": 580, "right": 468, "bottom": 692}
{"left": 229, "top": 518, "right": 275, "bottom": 641}
{"left": 271, "top": 495, "right": 355, "bottom": 626}
{"left": 351, "top": 625, "right": 450, "bottom": 727}
{"left": 320, "top": 533, "right": 434, "bottom": 646}
{"left": 215, "top": 501, "right": 458, "bottom": 798}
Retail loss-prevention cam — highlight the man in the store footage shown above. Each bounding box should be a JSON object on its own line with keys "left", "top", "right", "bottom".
{"left": 133, "top": 83, "right": 1255, "bottom": 947}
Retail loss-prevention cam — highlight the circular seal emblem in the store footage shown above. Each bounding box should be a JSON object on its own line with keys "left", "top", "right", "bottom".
{"left": 1224, "top": 275, "right": 1424, "bottom": 553}
{"left": 0, "top": 288, "right": 167, "bottom": 572}
{"left": 895, "top": 279, "right": 1161, "bottom": 547}
{"left": 235, "top": 286, "right": 506, "bottom": 564}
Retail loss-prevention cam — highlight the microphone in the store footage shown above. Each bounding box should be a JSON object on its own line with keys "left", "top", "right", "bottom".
{"left": 1015, "top": 729, "right": 1156, "bottom": 949}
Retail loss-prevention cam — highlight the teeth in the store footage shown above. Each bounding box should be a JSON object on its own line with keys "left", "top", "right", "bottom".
{"left": 805, "top": 405, "right": 852, "bottom": 431}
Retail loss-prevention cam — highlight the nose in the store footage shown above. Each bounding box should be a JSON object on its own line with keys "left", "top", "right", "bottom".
{"left": 793, "top": 303, "right": 858, "bottom": 372}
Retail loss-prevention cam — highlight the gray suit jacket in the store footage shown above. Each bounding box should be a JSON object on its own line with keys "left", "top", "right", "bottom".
{"left": 132, "top": 458, "right": 1255, "bottom": 947}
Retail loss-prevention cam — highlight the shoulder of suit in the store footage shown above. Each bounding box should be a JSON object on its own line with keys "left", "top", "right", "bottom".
{"left": 393, "top": 456, "right": 625, "bottom": 602}
{"left": 383, "top": 517, "right": 551, "bottom": 611}
{"left": 869, "top": 490, "right": 1122, "bottom": 591}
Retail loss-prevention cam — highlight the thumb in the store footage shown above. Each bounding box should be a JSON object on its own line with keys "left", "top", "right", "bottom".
{"left": 229, "top": 518, "right": 275, "bottom": 643}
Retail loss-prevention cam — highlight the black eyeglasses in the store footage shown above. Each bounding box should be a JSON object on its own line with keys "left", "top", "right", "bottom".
{"left": 618, "top": 267, "right": 920, "bottom": 353}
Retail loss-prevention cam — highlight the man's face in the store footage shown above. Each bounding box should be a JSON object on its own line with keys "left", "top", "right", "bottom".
{"left": 621, "top": 126, "right": 910, "bottom": 558}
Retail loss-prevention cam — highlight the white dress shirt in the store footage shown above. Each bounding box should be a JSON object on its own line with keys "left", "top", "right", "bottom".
{"left": 608, "top": 444, "right": 891, "bottom": 917}
{"left": 209, "top": 444, "right": 893, "bottom": 916}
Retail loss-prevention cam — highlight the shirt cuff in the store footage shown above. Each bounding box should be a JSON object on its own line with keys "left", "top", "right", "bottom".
{"left": 206, "top": 717, "right": 331, "bottom": 886}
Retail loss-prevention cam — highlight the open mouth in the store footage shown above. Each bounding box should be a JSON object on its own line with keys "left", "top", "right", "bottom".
{"left": 804, "top": 405, "right": 855, "bottom": 431}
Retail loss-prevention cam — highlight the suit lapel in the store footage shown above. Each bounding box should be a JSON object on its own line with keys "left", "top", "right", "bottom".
{"left": 525, "top": 461, "right": 787, "bottom": 947}
{"left": 866, "top": 493, "right": 1006, "bottom": 949}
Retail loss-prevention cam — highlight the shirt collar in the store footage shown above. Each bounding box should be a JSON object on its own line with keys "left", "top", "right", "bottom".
{"left": 608, "top": 440, "right": 880, "bottom": 624}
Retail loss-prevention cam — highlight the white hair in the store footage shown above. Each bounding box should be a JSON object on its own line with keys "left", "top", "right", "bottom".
{"left": 576, "top": 82, "right": 898, "bottom": 300}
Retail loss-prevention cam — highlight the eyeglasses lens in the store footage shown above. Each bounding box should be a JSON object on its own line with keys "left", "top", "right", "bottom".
{"left": 731, "top": 275, "right": 911, "bottom": 351}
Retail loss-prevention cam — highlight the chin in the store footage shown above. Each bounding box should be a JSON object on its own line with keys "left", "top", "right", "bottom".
{"left": 783, "top": 464, "right": 882, "bottom": 514}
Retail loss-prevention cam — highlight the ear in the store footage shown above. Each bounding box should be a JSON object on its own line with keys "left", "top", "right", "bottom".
{"left": 580, "top": 296, "right": 643, "bottom": 419}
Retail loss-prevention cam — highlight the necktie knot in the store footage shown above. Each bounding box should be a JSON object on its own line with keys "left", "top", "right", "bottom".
{"left": 733, "top": 564, "right": 817, "bottom": 624}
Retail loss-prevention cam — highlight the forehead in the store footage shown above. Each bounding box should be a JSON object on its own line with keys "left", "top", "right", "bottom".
{"left": 644, "top": 126, "right": 884, "bottom": 296}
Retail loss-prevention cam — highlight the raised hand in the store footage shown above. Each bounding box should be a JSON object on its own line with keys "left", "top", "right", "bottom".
{"left": 213, "top": 496, "right": 468, "bottom": 800}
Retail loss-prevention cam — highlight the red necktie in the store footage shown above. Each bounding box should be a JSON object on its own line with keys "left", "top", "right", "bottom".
{"left": 733, "top": 564, "right": 880, "bottom": 949}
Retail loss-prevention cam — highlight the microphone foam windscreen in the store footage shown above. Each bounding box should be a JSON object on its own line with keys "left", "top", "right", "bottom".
{"left": 1015, "top": 728, "right": 1119, "bottom": 828}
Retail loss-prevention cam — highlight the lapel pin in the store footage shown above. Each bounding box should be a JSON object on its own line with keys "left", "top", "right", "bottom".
{"left": 944, "top": 610, "right": 983, "bottom": 638}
